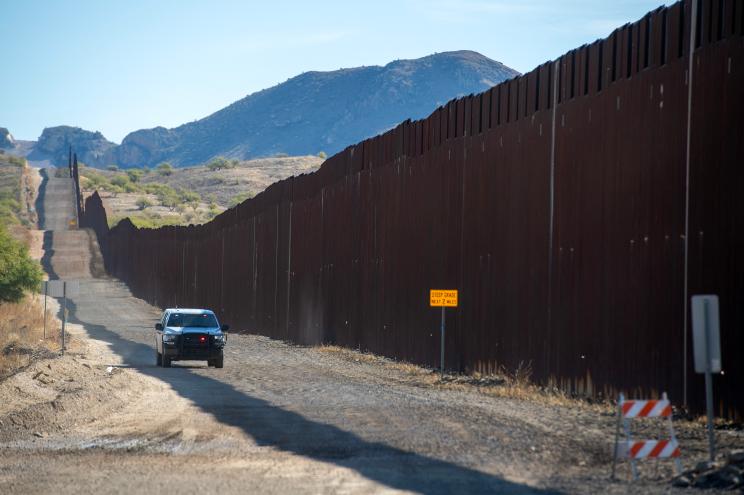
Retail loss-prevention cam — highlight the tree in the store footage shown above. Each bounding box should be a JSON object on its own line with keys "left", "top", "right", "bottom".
{"left": 206, "top": 156, "right": 229, "bottom": 171}
{"left": 135, "top": 197, "right": 154, "bottom": 210}
{"left": 111, "top": 175, "right": 131, "bottom": 188}
{"left": 157, "top": 162, "right": 173, "bottom": 176}
{"left": 79, "top": 177, "right": 93, "bottom": 192}
{"left": 91, "top": 175, "right": 111, "bottom": 191}
{"left": 107, "top": 185, "right": 124, "bottom": 198}
{"left": 157, "top": 189, "right": 180, "bottom": 211}
{"left": 127, "top": 169, "right": 143, "bottom": 183}
{"left": 110, "top": 175, "right": 138, "bottom": 194}
{"left": 0, "top": 224, "right": 42, "bottom": 302}
{"left": 180, "top": 190, "right": 201, "bottom": 211}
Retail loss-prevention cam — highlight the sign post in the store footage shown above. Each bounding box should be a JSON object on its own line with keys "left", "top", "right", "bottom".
{"left": 44, "top": 280, "right": 79, "bottom": 353}
{"left": 62, "top": 281, "right": 66, "bottom": 352}
{"left": 43, "top": 281, "right": 48, "bottom": 339}
{"left": 430, "top": 289, "right": 458, "bottom": 379}
{"left": 691, "top": 294, "right": 721, "bottom": 463}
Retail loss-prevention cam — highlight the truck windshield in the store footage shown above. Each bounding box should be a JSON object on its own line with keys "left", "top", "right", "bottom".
{"left": 167, "top": 313, "right": 218, "bottom": 328}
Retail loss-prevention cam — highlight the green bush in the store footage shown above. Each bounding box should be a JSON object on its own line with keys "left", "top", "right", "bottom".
{"left": 0, "top": 224, "right": 42, "bottom": 303}
{"left": 110, "top": 174, "right": 130, "bottom": 187}
{"left": 107, "top": 184, "right": 124, "bottom": 197}
{"left": 157, "top": 162, "right": 173, "bottom": 176}
{"left": 107, "top": 165, "right": 119, "bottom": 172}
{"left": 229, "top": 192, "right": 254, "bottom": 208}
{"left": 135, "top": 197, "right": 154, "bottom": 210}
{"left": 206, "top": 156, "right": 229, "bottom": 171}
{"left": 180, "top": 190, "right": 201, "bottom": 211}
{"left": 126, "top": 169, "right": 143, "bottom": 183}
{"left": 157, "top": 187, "right": 181, "bottom": 211}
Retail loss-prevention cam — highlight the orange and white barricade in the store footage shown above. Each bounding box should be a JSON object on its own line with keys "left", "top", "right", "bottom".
{"left": 612, "top": 392, "right": 683, "bottom": 480}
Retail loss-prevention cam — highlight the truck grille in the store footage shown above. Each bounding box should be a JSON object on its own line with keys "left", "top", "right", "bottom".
{"left": 182, "top": 333, "right": 209, "bottom": 348}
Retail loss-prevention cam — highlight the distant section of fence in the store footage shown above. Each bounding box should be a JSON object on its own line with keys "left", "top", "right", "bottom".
{"left": 78, "top": 0, "right": 744, "bottom": 419}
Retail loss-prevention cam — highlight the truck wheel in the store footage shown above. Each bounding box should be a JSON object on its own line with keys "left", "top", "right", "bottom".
{"left": 215, "top": 353, "right": 224, "bottom": 369}
{"left": 156, "top": 350, "right": 162, "bottom": 366}
{"left": 162, "top": 356, "right": 172, "bottom": 368}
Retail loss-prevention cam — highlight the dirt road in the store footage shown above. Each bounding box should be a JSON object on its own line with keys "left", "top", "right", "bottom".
{"left": 0, "top": 171, "right": 739, "bottom": 494}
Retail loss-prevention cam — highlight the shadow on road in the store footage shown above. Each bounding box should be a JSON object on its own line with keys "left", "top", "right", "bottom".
{"left": 64, "top": 298, "right": 556, "bottom": 495}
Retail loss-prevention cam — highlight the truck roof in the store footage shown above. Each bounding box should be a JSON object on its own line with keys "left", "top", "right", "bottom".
{"left": 164, "top": 308, "right": 215, "bottom": 315}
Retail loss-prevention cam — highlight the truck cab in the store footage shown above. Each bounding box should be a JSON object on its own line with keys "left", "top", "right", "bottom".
{"left": 155, "top": 308, "right": 228, "bottom": 368}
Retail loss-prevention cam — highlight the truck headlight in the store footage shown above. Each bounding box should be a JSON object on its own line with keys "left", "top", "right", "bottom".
{"left": 214, "top": 334, "right": 225, "bottom": 343}
{"left": 162, "top": 334, "right": 177, "bottom": 343}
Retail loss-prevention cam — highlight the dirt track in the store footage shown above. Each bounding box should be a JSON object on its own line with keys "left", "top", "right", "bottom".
{"left": 0, "top": 171, "right": 740, "bottom": 494}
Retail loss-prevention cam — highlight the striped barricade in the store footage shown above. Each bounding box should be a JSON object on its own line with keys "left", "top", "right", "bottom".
{"left": 622, "top": 399, "right": 672, "bottom": 418}
{"left": 612, "top": 392, "right": 683, "bottom": 480}
{"left": 616, "top": 439, "right": 682, "bottom": 459}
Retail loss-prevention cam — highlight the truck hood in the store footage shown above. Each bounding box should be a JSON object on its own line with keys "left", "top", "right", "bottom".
{"left": 163, "top": 326, "right": 222, "bottom": 335}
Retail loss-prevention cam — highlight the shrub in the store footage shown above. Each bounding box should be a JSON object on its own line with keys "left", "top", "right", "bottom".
{"left": 0, "top": 224, "right": 42, "bottom": 303}
{"left": 135, "top": 197, "right": 154, "bottom": 210}
{"left": 107, "top": 185, "right": 124, "bottom": 198}
{"left": 127, "top": 169, "right": 143, "bottom": 183}
{"left": 158, "top": 191, "right": 180, "bottom": 211}
{"left": 318, "top": 151, "right": 327, "bottom": 159}
{"left": 157, "top": 162, "right": 173, "bottom": 176}
{"left": 229, "top": 192, "right": 254, "bottom": 208}
{"left": 180, "top": 190, "right": 201, "bottom": 211}
{"left": 111, "top": 175, "right": 131, "bottom": 188}
{"left": 107, "top": 165, "right": 119, "bottom": 172}
{"left": 206, "top": 156, "right": 235, "bottom": 171}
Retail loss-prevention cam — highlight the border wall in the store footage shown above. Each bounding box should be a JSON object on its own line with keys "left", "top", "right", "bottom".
{"left": 80, "top": 0, "right": 744, "bottom": 418}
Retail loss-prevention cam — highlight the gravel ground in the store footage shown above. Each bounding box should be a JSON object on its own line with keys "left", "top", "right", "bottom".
{"left": 0, "top": 171, "right": 740, "bottom": 494}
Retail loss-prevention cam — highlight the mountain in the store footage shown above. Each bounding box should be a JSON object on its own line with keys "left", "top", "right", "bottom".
{"left": 112, "top": 50, "right": 518, "bottom": 168}
{"left": 34, "top": 126, "right": 117, "bottom": 166}
{"left": 5, "top": 51, "right": 519, "bottom": 168}
{"left": 0, "top": 128, "right": 14, "bottom": 149}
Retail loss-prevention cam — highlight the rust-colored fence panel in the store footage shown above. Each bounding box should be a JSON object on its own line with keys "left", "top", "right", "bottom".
{"left": 79, "top": 0, "right": 743, "bottom": 418}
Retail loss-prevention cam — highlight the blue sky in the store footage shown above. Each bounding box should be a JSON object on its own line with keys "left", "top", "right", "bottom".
{"left": 0, "top": 0, "right": 673, "bottom": 143}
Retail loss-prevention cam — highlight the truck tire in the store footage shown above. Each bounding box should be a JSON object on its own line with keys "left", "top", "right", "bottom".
{"left": 215, "top": 352, "right": 224, "bottom": 369}
{"left": 162, "top": 355, "right": 172, "bottom": 368}
{"left": 156, "top": 350, "right": 162, "bottom": 366}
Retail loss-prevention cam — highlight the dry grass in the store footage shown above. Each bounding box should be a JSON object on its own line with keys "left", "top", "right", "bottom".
{"left": 0, "top": 294, "right": 61, "bottom": 378}
{"left": 317, "top": 344, "right": 613, "bottom": 412}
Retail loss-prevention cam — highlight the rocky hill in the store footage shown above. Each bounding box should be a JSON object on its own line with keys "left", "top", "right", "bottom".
{"left": 4, "top": 50, "right": 518, "bottom": 169}
{"left": 110, "top": 50, "right": 518, "bottom": 168}
{"left": 0, "top": 128, "right": 14, "bottom": 149}
{"left": 34, "top": 126, "right": 116, "bottom": 167}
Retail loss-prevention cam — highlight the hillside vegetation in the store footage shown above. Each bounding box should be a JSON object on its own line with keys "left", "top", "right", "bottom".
{"left": 0, "top": 152, "right": 42, "bottom": 303}
{"left": 80, "top": 154, "right": 322, "bottom": 228}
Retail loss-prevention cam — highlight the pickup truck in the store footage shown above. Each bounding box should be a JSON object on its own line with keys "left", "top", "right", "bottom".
{"left": 155, "top": 308, "right": 228, "bottom": 368}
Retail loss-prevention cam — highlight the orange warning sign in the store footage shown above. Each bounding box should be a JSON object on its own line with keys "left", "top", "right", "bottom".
{"left": 430, "top": 289, "right": 458, "bottom": 307}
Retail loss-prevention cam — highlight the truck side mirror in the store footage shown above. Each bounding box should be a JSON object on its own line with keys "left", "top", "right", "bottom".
{"left": 155, "top": 323, "right": 163, "bottom": 331}
{"left": 221, "top": 324, "right": 230, "bottom": 332}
